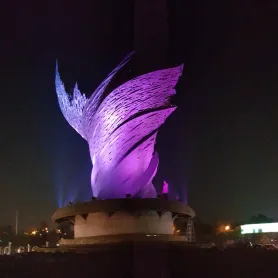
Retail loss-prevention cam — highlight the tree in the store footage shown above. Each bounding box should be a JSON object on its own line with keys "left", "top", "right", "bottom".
{"left": 249, "top": 214, "right": 273, "bottom": 224}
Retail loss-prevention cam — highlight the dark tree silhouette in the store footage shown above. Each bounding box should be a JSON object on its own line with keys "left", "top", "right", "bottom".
{"left": 249, "top": 214, "right": 273, "bottom": 224}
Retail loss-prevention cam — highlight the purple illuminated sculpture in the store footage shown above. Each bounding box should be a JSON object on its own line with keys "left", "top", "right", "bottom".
{"left": 55, "top": 53, "right": 183, "bottom": 199}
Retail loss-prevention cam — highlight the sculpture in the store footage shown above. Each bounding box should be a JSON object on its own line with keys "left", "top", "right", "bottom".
{"left": 55, "top": 53, "right": 183, "bottom": 199}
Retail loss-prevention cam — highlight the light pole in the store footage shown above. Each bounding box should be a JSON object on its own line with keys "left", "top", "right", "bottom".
{"left": 15, "top": 210, "right": 19, "bottom": 236}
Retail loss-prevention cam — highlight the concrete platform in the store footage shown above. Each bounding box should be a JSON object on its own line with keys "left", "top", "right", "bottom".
{"left": 52, "top": 198, "right": 195, "bottom": 239}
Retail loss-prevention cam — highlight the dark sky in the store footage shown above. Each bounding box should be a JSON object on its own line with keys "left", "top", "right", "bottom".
{"left": 1, "top": 0, "right": 278, "bottom": 229}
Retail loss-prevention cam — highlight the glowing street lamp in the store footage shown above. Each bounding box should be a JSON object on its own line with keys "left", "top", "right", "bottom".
{"left": 217, "top": 224, "right": 232, "bottom": 234}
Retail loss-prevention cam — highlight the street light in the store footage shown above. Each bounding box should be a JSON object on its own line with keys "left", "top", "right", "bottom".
{"left": 225, "top": 225, "right": 230, "bottom": 231}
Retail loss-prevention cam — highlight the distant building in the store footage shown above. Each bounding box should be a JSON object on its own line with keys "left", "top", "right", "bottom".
{"left": 241, "top": 223, "right": 278, "bottom": 234}
{"left": 241, "top": 223, "right": 278, "bottom": 244}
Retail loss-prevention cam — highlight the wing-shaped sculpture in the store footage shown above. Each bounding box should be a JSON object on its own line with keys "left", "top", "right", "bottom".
{"left": 55, "top": 53, "right": 183, "bottom": 199}
{"left": 55, "top": 62, "right": 88, "bottom": 139}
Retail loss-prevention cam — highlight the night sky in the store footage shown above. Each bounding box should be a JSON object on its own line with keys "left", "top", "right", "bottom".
{"left": 1, "top": 0, "right": 278, "bottom": 230}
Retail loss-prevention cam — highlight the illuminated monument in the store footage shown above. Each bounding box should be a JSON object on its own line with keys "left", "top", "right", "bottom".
{"left": 52, "top": 53, "right": 195, "bottom": 245}
{"left": 56, "top": 52, "right": 181, "bottom": 199}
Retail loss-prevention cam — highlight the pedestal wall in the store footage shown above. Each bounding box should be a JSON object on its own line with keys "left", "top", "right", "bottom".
{"left": 74, "top": 211, "right": 173, "bottom": 238}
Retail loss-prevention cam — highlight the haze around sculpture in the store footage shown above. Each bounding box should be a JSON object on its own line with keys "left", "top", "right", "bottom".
{"left": 55, "top": 53, "right": 183, "bottom": 199}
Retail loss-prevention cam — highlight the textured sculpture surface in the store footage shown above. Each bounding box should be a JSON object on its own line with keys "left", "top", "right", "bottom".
{"left": 55, "top": 53, "right": 183, "bottom": 199}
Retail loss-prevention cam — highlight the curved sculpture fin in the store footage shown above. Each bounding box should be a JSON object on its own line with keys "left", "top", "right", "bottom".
{"left": 86, "top": 65, "right": 183, "bottom": 153}
{"left": 82, "top": 52, "right": 135, "bottom": 138}
{"left": 55, "top": 61, "right": 88, "bottom": 139}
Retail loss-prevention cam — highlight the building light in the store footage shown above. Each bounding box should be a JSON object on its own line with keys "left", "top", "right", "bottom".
{"left": 241, "top": 223, "right": 278, "bottom": 234}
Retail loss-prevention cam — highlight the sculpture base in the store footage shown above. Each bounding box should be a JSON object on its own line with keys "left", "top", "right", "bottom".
{"left": 74, "top": 210, "right": 174, "bottom": 237}
{"left": 52, "top": 198, "right": 195, "bottom": 240}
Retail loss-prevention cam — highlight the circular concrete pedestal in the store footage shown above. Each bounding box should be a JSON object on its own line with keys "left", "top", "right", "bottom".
{"left": 52, "top": 198, "right": 195, "bottom": 244}
{"left": 74, "top": 210, "right": 173, "bottom": 238}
